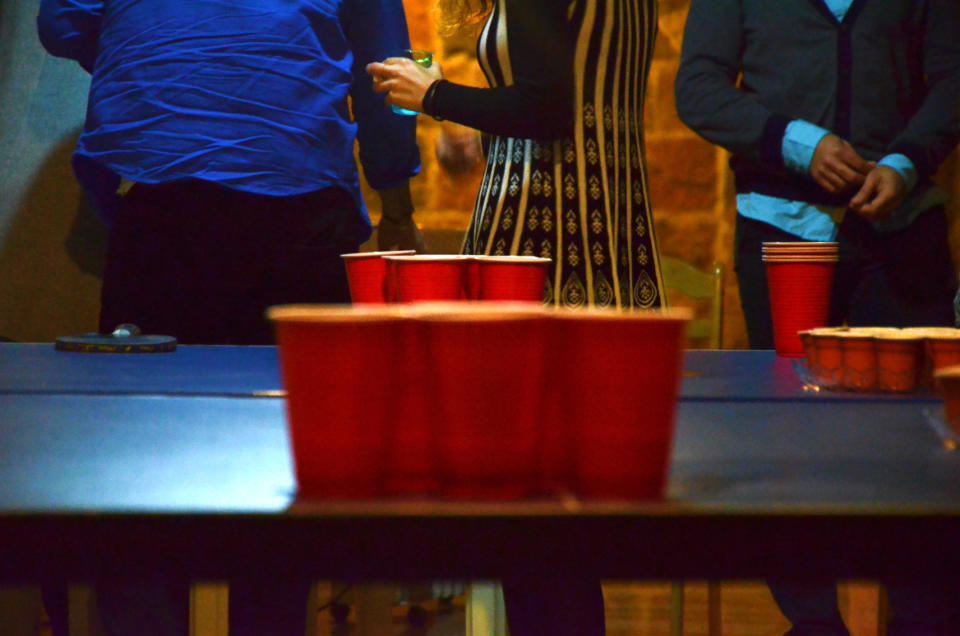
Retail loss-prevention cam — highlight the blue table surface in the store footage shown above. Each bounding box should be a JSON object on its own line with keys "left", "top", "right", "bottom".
{"left": 1, "top": 343, "right": 956, "bottom": 514}
{"left": 5, "top": 343, "right": 960, "bottom": 587}
{"left": 1, "top": 395, "right": 957, "bottom": 512}
{"left": 0, "top": 343, "right": 940, "bottom": 403}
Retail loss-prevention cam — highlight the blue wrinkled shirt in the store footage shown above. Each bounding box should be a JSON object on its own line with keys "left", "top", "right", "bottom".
{"left": 37, "top": 0, "right": 420, "bottom": 239}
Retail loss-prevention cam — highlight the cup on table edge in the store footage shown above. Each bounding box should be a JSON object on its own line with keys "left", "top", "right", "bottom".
{"left": 935, "top": 365, "right": 960, "bottom": 444}
{"left": 924, "top": 328, "right": 960, "bottom": 374}
{"left": 341, "top": 250, "right": 416, "bottom": 304}
{"left": 548, "top": 306, "right": 691, "bottom": 500}
{"left": 268, "top": 304, "right": 403, "bottom": 498}
{"left": 386, "top": 254, "right": 468, "bottom": 303}
{"left": 762, "top": 242, "right": 838, "bottom": 357}
{"left": 391, "top": 49, "right": 433, "bottom": 116}
{"left": 805, "top": 327, "right": 846, "bottom": 389}
{"left": 899, "top": 327, "right": 959, "bottom": 389}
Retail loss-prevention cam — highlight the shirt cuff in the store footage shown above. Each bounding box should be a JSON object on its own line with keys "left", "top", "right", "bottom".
{"left": 782, "top": 120, "right": 830, "bottom": 175}
{"left": 878, "top": 154, "right": 917, "bottom": 193}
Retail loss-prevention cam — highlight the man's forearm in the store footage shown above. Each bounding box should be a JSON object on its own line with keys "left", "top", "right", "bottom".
{"left": 377, "top": 182, "right": 414, "bottom": 222}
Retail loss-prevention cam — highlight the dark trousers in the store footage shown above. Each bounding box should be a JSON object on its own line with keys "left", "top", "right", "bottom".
{"left": 735, "top": 209, "right": 959, "bottom": 636}
{"left": 501, "top": 576, "right": 606, "bottom": 636}
{"left": 100, "top": 180, "right": 362, "bottom": 344}
{"left": 95, "top": 179, "right": 361, "bottom": 636}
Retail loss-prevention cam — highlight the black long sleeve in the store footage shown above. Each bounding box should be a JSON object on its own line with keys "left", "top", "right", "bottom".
{"left": 427, "top": 0, "right": 576, "bottom": 140}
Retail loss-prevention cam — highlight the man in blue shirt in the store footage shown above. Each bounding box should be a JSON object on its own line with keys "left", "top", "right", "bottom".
{"left": 37, "top": 0, "right": 424, "bottom": 346}
{"left": 676, "top": 0, "right": 959, "bottom": 634}
{"left": 36, "top": 1, "right": 423, "bottom": 634}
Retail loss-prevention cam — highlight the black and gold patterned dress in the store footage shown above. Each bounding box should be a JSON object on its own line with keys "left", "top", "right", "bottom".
{"left": 428, "top": 0, "right": 662, "bottom": 308}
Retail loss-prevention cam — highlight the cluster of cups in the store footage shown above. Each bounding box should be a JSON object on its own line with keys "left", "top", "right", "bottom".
{"left": 798, "top": 326, "right": 960, "bottom": 394}
{"left": 762, "top": 241, "right": 839, "bottom": 357}
{"left": 341, "top": 250, "right": 553, "bottom": 304}
{"left": 267, "top": 292, "right": 691, "bottom": 502}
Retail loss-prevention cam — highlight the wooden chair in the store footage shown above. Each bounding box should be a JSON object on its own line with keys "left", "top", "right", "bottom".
{"left": 660, "top": 256, "right": 724, "bottom": 349}
{"left": 660, "top": 256, "right": 724, "bottom": 635}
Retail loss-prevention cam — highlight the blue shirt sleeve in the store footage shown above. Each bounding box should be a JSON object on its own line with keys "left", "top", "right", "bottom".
{"left": 877, "top": 153, "right": 917, "bottom": 192}
{"left": 340, "top": 0, "right": 421, "bottom": 190}
{"left": 783, "top": 120, "right": 918, "bottom": 194}
{"left": 782, "top": 120, "right": 829, "bottom": 175}
{"left": 36, "top": 0, "right": 103, "bottom": 73}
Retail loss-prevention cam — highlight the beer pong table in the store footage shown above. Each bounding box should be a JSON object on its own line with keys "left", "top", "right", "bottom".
{"left": 2, "top": 343, "right": 960, "bottom": 618}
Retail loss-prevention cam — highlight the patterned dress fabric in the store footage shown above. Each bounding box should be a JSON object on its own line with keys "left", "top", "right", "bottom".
{"left": 462, "top": 0, "right": 663, "bottom": 309}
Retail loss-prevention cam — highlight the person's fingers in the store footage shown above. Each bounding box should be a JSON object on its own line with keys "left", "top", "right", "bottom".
{"left": 836, "top": 143, "right": 872, "bottom": 175}
{"left": 365, "top": 62, "right": 387, "bottom": 76}
{"left": 849, "top": 172, "right": 879, "bottom": 210}
{"left": 828, "top": 158, "right": 867, "bottom": 189}
{"left": 862, "top": 182, "right": 898, "bottom": 217}
{"left": 374, "top": 79, "right": 401, "bottom": 96}
{"left": 813, "top": 167, "right": 846, "bottom": 194}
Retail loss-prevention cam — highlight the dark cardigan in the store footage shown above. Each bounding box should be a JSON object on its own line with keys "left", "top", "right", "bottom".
{"left": 675, "top": 0, "right": 960, "bottom": 207}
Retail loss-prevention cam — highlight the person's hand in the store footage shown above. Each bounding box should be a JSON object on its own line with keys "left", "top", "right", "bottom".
{"left": 436, "top": 125, "right": 482, "bottom": 174}
{"left": 848, "top": 165, "right": 906, "bottom": 222}
{"left": 377, "top": 215, "right": 427, "bottom": 253}
{"left": 366, "top": 57, "right": 444, "bottom": 113}
{"left": 809, "top": 133, "right": 874, "bottom": 194}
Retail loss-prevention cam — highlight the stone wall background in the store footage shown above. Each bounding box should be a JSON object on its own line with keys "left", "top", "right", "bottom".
{"left": 361, "top": 0, "right": 960, "bottom": 350}
{"left": 1, "top": 0, "right": 956, "bottom": 344}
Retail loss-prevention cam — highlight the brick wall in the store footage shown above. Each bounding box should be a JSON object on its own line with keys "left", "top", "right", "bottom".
{"left": 361, "top": 0, "right": 960, "bottom": 350}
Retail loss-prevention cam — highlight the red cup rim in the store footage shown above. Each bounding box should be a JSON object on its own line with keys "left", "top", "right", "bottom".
{"left": 267, "top": 304, "right": 403, "bottom": 323}
{"left": 916, "top": 328, "right": 960, "bottom": 339}
{"left": 478, "top": 256, "right": 552, "bottom": 265}
{"left": 935, "top": 364, "right": 960, "bottom": 379}
{"left": 383, "top": 254, "right": 470, "bottom": 262}
{"left": 340, "top": 250, "right": 416, "bottom": 260}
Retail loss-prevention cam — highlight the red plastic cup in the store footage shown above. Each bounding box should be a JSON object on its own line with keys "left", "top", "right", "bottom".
{"left": 551, "top": 307, "right": 690, "bottom": 499}
{"left": 936, "top": 365, "right": 960, "bottom": 440}
{"left": 384, "top": 312, "right": 439, "bottom": 495}
{"left": 268, "top": 305, "right": 399, "bottom": 498}
{"left": 477, "top": 256, "right": 551, "bottom": 302}
{"left": 839, "top": 329, "right": 877, "bottom": 391}
{"left": 875, "top": 332, "right": 923, "bottom": 393}
{"left": 418, "top": 302, "right": 547, "bottom": 499}
{"left": 764, "top": 260, "right": 836, "bottom": 357}
{"left": 464, "top": 256, "right": 481, "bottom": 300}
{"left": 808, "top": 327, "right": 844, "bottom": 388}
{"left": 342, "top": 250, "right": 416, "bottom": 304}
{"left": 388, "top": 255, "right": 467, "bottom": 303}
{"left": 927, "top": 331, "right": 960, "bottom": 374}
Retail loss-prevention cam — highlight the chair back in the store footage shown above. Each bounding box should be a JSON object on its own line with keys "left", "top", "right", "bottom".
{"left": 660, "top": 256, "right": 724, "bottom": 349}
